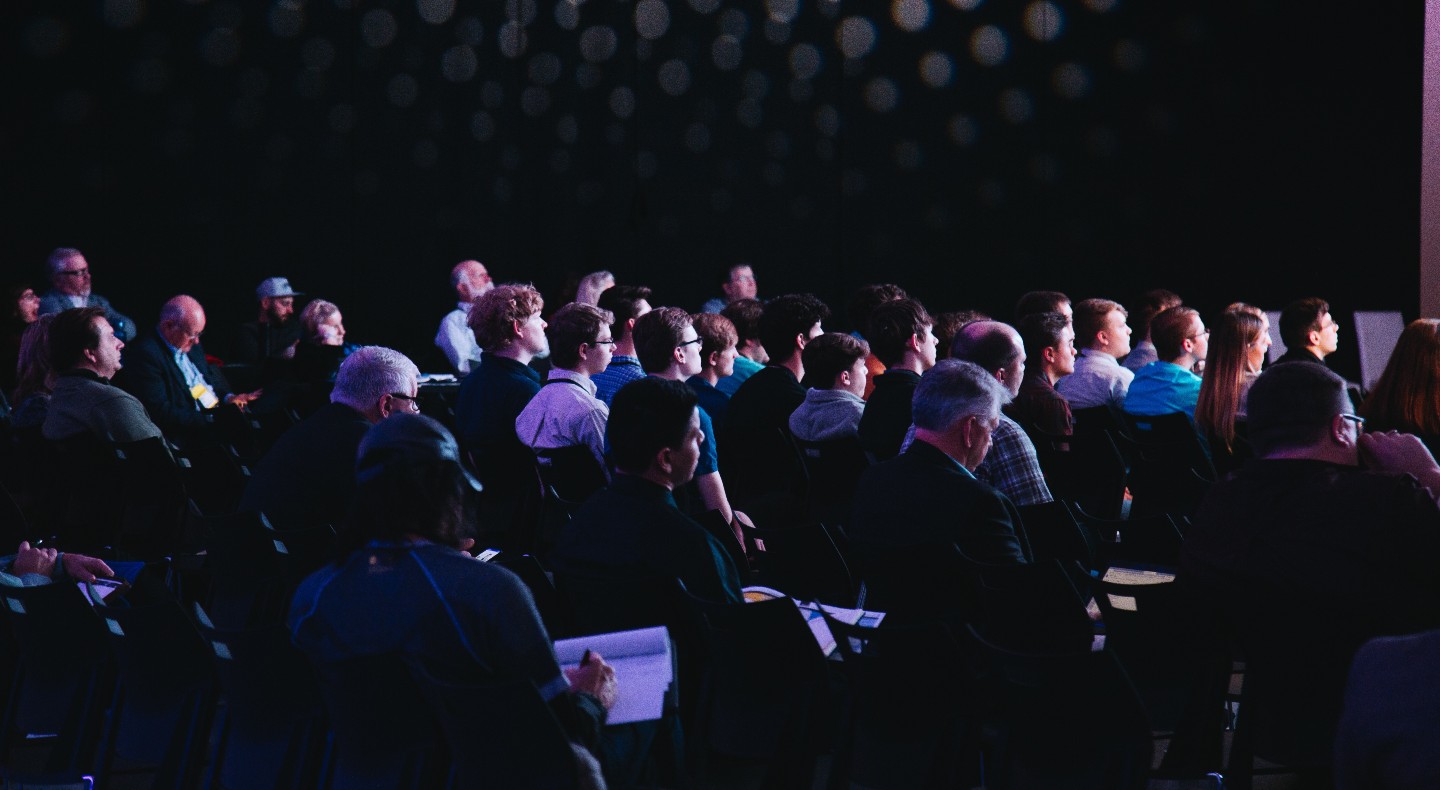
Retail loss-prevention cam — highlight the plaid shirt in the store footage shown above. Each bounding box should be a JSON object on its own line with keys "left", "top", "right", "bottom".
{"left": 975, "top": 413, "right": 1053, "bottom": 506}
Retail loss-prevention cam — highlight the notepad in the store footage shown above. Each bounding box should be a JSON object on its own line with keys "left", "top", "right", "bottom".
{"left": 555, "top": 626, "right": 673, "bottom": 725}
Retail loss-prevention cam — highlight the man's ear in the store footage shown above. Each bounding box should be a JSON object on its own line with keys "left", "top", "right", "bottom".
{"left": 655, "top": 445, "right": 674, "bottom": 476}
{"left": 839, "top": 369, "right": 852, "bottom": 387}
{"left": 1043, "top": 346, "right": 1059, "bottom": 365}
{"left": 706, "top": 350, "right": 720, "bottom": 369}
{"left": 1308, "top": 329, "right": 1323, "bottom": 348}
{"left": 511, "top": 318, "right": 525, "bottom": 339}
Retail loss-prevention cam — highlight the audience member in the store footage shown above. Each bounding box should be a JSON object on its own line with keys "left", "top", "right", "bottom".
{"left": 1014, "top": 290, "right": 1072, "bottom": 324}
{"left": 845, "top": 283, "right": 908, "bottom": 399}
{"left": 1276, "top": 296, "right": 1338, "bottom": 366}
{"left": 1335, "top": 628, "right": 1440, "bottom": 790}
{"left": 715, "top": 298, "right": 767, "bottom": 396}
{"left": 2, "top": 285, "right": 40, "bottom": 397}
{"left": 240, "top": 346, "right": 420, "bottom": 531}
{"left": 686, "top": 313, "right": 737, "bottom": 430}
{"left": 232, "top": 277, "right": 302, "bottom": 369}
{"left": 1056, "top": 298, "right": 1134, "bottom": 410}
{"left": 951, "top": 320, "right": 1054, "bottom": 505}
{"left": 699, "top": 263, "right": 758, "bottom": 314}
{"left": 43, "top": 307, "right": 163, "bottom": 444}
{"left": 856, "top": 298, "right": 937, "bottom": 461}
{"left": 789, "top": 332, "right": 868, "bottom": 443}
{"left": 550, "top": 377, "right": 743, "bottom": 604}
{"left": 117, "top": 295, "right": 258, "bottom": 445}
{"left": 515, "top": 303, "right": 614, "bottom": 492}
{"left": 291, "top": 299, "right": 354, "bottom": 387}
{"left": 1124, "top": 306, "right": 1208, "bottom": 418}
{"left": 1, "top": 540, "right": 113, "bottom": 587}
{"left": 725, "top": 293, "right": 830, "bottom": 440}
{"left": 1010, "top": 311, "right": 1075, "bottom": 436}
{"left": 1181, "top": 362, "right": 1440, "bottom": 771}
{"left": 1123, "top": 288, "right": 1183, "bottom": 371}
{"left": 634, "top": 307, "right": 748, "bottom": 539}
{"left": 574, "top": 271, "right": 615, "bottom": 305}
{"left": 454, "top": 284, "right": 548, "bottom": 538}
{"left": 932, "top": 310, "right": 990, "bottom": 361}
{"left": 10, "top": 317, "right": 55, "bottom": 430}
{"left": 288, "top": 412, "right": 616, "bottom": 761}
{"left": 435, "top": 259, "right": 494, "bottom": 375}
{"left": 37, "top": 247, "right": 137, "bottom": 341}
{"left": 1195, "top": 307, "right": 1268, "bottom": 455}
{"left": 850, "top": 359, "right": 1031, "bottom": 564}
{"left": 1360, "top": 318, "right": 1440, "bottom": 455}
{"left": 592, "top": 285, "right": 653, "bottom": 407}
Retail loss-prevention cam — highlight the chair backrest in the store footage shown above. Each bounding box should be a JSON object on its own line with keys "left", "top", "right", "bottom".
{"left": 1353, "top": 310, "right": 1406, "bottom": 391}
{"left": 312, "top": 652, "right": 447, "bottom": 790}
{"left": 793, "top": 436, "right": 871, "bottom": 528}
{"left": 1016, "top": 499, "right": 1095, "bottom": 566}
{"left": 1264, "top": 311, "right": 1285, "bottom": 362}
{"left": 1072, "top": 505, "right": 1185, "bottom": 571}
{"left": 851, "top": 540, "right": 977, "bottom": 623}
{"left": 959, "top": 623, "right": 1152, "bottom": 790}
{"left": 721, "top": 426, "right": 809, "bottom": 519}
{"left": 967, "top": 557, "right": 1096, "bottom": 653}
{"left": 196, "top": 607, "right": 325, "bottom": 790}
{"left": 491, "top": 552, "right": 571, "bottom": 638}
{"left": 534, "top": 444, "right": 608, "bottom": 504}
{"left": 406, "top": 660, "right": 579, "bottom": 789}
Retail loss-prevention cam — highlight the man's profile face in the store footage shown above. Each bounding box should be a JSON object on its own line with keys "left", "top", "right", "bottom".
{"left": 1314, "top": 312, "right": 1340, "bottom": 356}
{"left": 1103, "top": 309, "right": 1132, "bottom": 358}
{"left": 714, "top": 342, "right": 738, "bottom": 378}
{"left": 585, "top": 329, "right": 615, "bottom": 376}
{"left": 54, "top": 254, "right": 92, "bottom": 297}
{"left": 263, "top": 296, "right": 295, "bottom": 324}
{"left": 676, "top": 325, "right": 703, "bottom": 377}
{"left": 917, "top": 324, "right": 939, "bottom": 369}
{"left": 722, "top": 266, "right": 757, "bottom": 302}
{"left": 966, "top": 412, "right": 1000, "bottom": 469}
{"left": 517, "top": 310, "right": 548, "bottom": 356}
{"left": 668, "top": 408, "right": 704, "bottom": 487}
{"left": 1052, "top": 325, "right": 1077, "bottom": 376}
{"left": 458, "top": 263, "right": 492, "bottom": 301}
{"left": 1187, "top": 316, "right": 1209, "bottom": 361}
{"left": 89, "top": 317, "right": 124, "bottom": 379}
{"left": 382, "top": 375, "right": 421, "bottom": 418}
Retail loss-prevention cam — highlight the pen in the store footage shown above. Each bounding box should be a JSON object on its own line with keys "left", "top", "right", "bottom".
{"left": 582, "top": 649, "right": 593, "bottom": 665}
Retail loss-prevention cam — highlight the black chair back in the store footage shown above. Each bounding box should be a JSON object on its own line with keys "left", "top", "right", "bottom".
{"left": 313, "top": 653, "right": 447, "bottom": 790}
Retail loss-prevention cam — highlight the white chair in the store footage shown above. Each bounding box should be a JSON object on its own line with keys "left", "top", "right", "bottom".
{"left": 1353, "top": 311, "right": 1406, "bottom": 391}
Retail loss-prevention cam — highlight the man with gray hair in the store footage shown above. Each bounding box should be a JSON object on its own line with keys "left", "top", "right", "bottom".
{"left": 435, "top": 259, "right": 494, "bottom": 375}
{"left": 38, "top": 247, "right": 137, "bottom": 341}
{"left": 851, "top": 359, "right": 1032, "bottom": 566}
{"left": 239, "top": 346, "right": 421, "bottom": 531}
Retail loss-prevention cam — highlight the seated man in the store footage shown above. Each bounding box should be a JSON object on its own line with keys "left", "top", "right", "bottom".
{"left": 1181, "top": 362, "right": 1440, "bottom": 771}
{"left": 634, "top": 307, "right": 748, "bottom": 544}
{"left": 699, "top": 263, "right": 758, "bottom": 314}
{"left": 951, "top": 320, "right": 1054, "bottom": 506}
{"left": 434, "top": 259, "right": 493, "bottom": 375}
{"left": 789, "top": 332, "right": 869, "bottom": 443}
{"left": 454, "top": 284, "right": 548, "bottom": 538}
{"left": 1123, "top": 289, "right": 1183, "bottom": 372}
{"left": 715, "top": 298, "right": 767, "bottom": 396}
{"left": 1276, "top": 296, "right": 1339, "bottom": 366}
{"left": 851, "top": 359, "right": 1031, "bottom": 564}
{"left": 117, "top": 295, "right": 260, "bottom": 446}
{"left": 514, "top": 302, "right": 614, "bottom": 496}
{"left": 845, "top": 283, "right": 907, "bottom": 400}
{"left": 855, "top": 297, "right": 937, "bottom": 461}
{"left": 38, "top": 247, "right": 137, "bottom": 341}
{"left": 592, "top": 285, "right": 653, "bottom": 407}
{"left": 1009, "top": 311, "right": 1075, "bottom": 436}
{"left": 550, "top": 377, "right": 743, "bottom": 604}
{"left": 1055, "top": 298, "right": 1133, "bottom": 410}
{"left": 232, "top": 277, "right": 303, "bottom": 370}
{"left": 1124, "top": 306, "right": 1207, "bottom": 418}
{"left": 686, "top": 313, "right": 737, "bottom": 431}
{"left": 289, "top": 413, "right": 616, "bottom": 760}
{"left": 1013, "top": 290, "right": 1072, "bottom": 325}
{"left": 240, "top": 346, "right": 421, "bottom": 531}
{"left": 43, "top": 306, "right": 163, "bottom": 444}
{"left": 1335, "top": 628, "right": 1440, "bottom": 790}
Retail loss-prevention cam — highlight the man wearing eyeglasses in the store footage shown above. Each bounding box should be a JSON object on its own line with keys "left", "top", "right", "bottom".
{"left": 1179, "top": 362, "right": 1440, "bottom": 776}
{"left": 1276, "top": 296, "right": 1339, "bottom": 367}
{"left": 37, "top": 247, "right": 137, "bottom": 341}
{"left": 514, "top": 302, "right": 615, "bottom": 499}
{"left": 240, "top": 346, "right": 421, "bottom": 532}
{"left": 1123, "top": 306, "right": 1208, "bottom": 418}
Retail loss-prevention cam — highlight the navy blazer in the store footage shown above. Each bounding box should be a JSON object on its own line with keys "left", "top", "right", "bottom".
{"left": 117, "top": 329, "right": 233, "bottom": 437}
{"left": 37, "top": 291, "right": 137, "bottom": 342}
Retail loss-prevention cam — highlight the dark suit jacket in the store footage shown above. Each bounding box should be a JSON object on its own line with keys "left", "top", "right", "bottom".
{"left": 1335, "top": 628, "right": 1440, "bottom": 790}
{"left": 1274, "top": 347, "right": 1326, "bottom": 366}
{"left": 117, "top": 329, "right": 233, "bottom": 439}
{"left": 238, "top": 402, "right": 371, "bottom": 531}
{"left": 857, "top": 369, "right": 921, "bottom": 461}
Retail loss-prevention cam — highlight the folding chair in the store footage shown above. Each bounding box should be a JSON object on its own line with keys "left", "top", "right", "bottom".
{"left": 313, "top": 653, "right": 448, "bottom": 790}
{"left": 745, "top": 520, "right": 855, "bottom": 607}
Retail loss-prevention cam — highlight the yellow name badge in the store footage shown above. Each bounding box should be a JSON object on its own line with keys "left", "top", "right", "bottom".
{"left": 190, "top": 383, "right": 220, "bottom": 409}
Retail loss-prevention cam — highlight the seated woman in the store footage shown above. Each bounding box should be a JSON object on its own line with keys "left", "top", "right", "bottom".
{"left": 1361, "top": 318, "right": 1440, "bottom": 455}
{"left": 292, "top": 299, "right": 355, "bottom": 384}
{"left": 2, "top": 284, "right": 40, "bottom": 398}
{"left": 1195, "top": 305, "right": 1269, "bottom": 472}
{"left": 10, "top": 316, "right": 55, "bottom": 430}
{"left": 289, "top": 413, "right": 616, "bottom": 766}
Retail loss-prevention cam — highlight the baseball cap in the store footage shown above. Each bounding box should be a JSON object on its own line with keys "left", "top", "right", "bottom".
{"left": 256, "top": 277, "right": 303, "bottom": 299}
{"left": 356, "top": 413, "right": 482, "bottom": 491}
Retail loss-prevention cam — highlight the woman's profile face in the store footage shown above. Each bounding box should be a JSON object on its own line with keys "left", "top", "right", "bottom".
{"left": 1247, "top": 316, "right": 1272, "bottom": 372}
{"left": 16, "top": 289, "right": 39, "bottom": 323}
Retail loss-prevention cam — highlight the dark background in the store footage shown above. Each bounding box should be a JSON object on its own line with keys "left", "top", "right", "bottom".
{"left": 4, "top": 0, "right": 1422, "bottom": 379}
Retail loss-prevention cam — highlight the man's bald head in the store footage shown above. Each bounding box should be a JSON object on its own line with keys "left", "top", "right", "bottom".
{"left": 950, "top": 320, "right": 1026, "bottom": 397}
{"left": 158, "top": 295, "right": 207, "bottom": 353}
{"left": 451, "top": 260, "right": 493, "bottom": 302}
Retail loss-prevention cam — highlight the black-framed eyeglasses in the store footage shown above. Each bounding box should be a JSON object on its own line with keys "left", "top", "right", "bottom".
{"left": 1340, "top": 414, "right": 1365, "bottom": 431}
{"left": 389, "top": 393, "right": 420, "bottom": 412}
{"left": 58, "top": 268, "right": 90, "bottom": 277}
{"left": 677, "top": 338, "right": 702, "bottom": 348}
{"left": 589, "top": 338, "right": 617, "bottom": 346}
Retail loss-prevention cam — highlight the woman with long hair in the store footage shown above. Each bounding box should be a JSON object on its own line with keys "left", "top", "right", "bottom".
{"left": 2, "top": 285, "right": 41, "bottom": 396}
{"left": 1195, "top": 306, "right": 1269, "bottom": 458}
{"left": 1362, "top": 319, "right": 1440, "bottom": 454}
